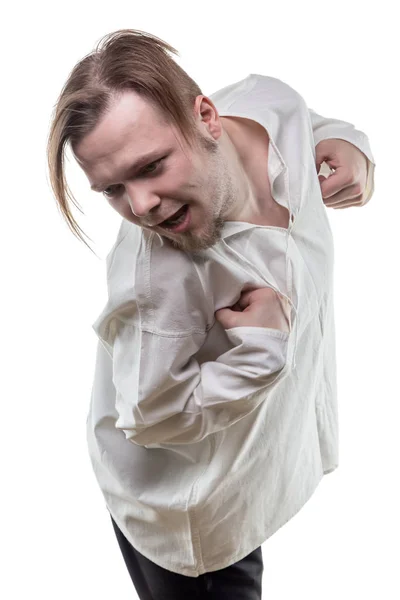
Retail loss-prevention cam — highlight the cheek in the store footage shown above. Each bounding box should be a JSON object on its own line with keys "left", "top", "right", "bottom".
{"left": 109, "top": 199, "right": 139, "bottom": 224}
{"left": 175, "top": 154, "right": 199, "bottom": 184}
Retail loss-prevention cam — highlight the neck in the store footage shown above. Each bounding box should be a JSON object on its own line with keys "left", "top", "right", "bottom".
{"left": 219, "top": 117, "right": 269, "bottom": 221}
{"left": 220, "top": 116, "right": 290, "bottom": 228}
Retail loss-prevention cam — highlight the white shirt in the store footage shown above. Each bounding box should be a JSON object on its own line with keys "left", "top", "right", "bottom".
{"left": 86, "top": 74, "right": 375, "bottom": 577}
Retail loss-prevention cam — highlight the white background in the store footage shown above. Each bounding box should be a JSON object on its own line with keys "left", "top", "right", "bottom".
{"left": 2, "top": 1, "right": 398, "bottom": 598}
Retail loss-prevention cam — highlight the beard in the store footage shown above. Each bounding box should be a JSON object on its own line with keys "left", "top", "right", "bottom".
{"left": 167, "top": 211, "right": 226, "bottom": 253}
{"left": 166, "top": 131, "right": 237, "bottom": 253}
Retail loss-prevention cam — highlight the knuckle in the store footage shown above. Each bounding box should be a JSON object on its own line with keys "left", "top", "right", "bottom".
{"left": 257, "top": 286, "right": 275, "bottom": 296}
{"left": 265, "top": 287, "right": 279, "bottom": 299}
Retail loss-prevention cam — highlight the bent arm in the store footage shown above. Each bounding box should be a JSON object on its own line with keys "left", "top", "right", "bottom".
{"left": 108, "top": 323, "right": 290, "bottom": 448}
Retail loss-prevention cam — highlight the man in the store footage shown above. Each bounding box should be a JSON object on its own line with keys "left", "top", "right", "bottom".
{"left": 47, "top": 29, "right": 375, "bottom": 599}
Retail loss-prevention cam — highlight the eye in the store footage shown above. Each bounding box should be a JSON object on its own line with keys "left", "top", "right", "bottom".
{"left": 140, "top": 159, "right": 164, "bottom": 176}
{"left": 102, "top": 159, "right": 165, "bottom": 198}
{"left": 103, "top": 184, "right": 123, "bottom": 198}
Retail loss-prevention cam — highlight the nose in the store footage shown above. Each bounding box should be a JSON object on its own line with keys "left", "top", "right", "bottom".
{"left": 125, "top": 184, "right": 161, "bottom": 218}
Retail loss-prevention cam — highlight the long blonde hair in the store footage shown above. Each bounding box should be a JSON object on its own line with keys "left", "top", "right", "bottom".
{"left": 46, "top": 29, "right": 203, "bottom": 253}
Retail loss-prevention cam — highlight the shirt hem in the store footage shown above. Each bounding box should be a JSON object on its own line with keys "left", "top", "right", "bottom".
{"left": 122, "top": 468, "right": 326, "bottom": 577}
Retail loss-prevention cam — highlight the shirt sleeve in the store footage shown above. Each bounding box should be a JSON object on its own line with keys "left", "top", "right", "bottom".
{"left": 308, "top": 108, "right": 376, "bottom": 205}
{"left": 106, "top": 322, "right": 291, "bottom": 448}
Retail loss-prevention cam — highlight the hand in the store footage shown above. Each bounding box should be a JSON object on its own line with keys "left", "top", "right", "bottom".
{"left": 315, "top": 138, "right": 371, "bottom": 209}
{"left": 215, "top": 287, "right": 291, "bottom": 332}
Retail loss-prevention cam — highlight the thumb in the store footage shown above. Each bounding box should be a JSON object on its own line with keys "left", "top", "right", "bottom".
{"left": 318, "top": 173, "right": 331, "bottom": 200}
{"left": 215, "top": 307, "right": 237, "bottom": 330}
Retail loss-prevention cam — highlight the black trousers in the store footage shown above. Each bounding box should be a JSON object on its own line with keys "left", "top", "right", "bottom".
{"left": 110, "top": 514, "right": 264, "bottom": 599}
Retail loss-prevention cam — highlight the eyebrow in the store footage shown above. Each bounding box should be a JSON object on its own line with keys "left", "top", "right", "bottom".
{"left": 90, "top": 150, "right": 167, "bottom": 192}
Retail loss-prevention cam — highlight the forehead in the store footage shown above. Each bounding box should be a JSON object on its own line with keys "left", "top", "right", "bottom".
{"left": 73, "top": 90, "right": 175, "bottom": 167}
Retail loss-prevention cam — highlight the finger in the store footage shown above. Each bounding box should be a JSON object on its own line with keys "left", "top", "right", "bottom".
{"left": 319, "top": 167, "right": 351, "bottom": 200}
{"left": 238, "top": 291, "right": 253, "bottom": 310}
{"left": 237, "top": 287, "right": 259, "bottom": 310}
{"left": 324, "top": 191, "right": 363, "bottom": 207}
{"left": 215, "top": 307, "right": 238, "bottom": 329}
{"left": 333, "top": 202, "right": 363, "bottom": 209}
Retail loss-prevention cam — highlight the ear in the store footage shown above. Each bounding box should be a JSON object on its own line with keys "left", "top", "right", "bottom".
{"left": 193, "top": 95, "right": 223, "bottom": 141}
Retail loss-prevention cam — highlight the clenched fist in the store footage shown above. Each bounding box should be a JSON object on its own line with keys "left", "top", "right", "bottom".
{"left": 215, "top": 287, "right": 291, "bottom": 332}
{"left": 315, "top": 138, "right": 372, "bottom": 208}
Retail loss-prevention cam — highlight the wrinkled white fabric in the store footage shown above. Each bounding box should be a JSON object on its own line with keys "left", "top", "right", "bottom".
{"left": 86, "top": 74, "right": 375, "bottom": 577}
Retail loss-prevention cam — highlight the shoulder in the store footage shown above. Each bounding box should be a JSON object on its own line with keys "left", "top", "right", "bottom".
{"left": 137, "top": 232, "right": 213, "bottom": 335}
{"left": 94, "top": 226, "right": 212, "bottom": 345}
{"left": 248, "top": 74, "right": 307, "bottom": 103}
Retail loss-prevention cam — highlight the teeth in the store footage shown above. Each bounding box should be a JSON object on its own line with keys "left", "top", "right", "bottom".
{"left": 168, "top": 212, "right": 186, "bottom": 225}
{"left": 163, "top": 206, "right": 187, "bottom": 226}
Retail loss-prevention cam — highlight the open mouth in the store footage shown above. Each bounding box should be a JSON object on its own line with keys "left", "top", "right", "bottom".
{"left": 159, "top": 205, "right": 189, "bottom": 230}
